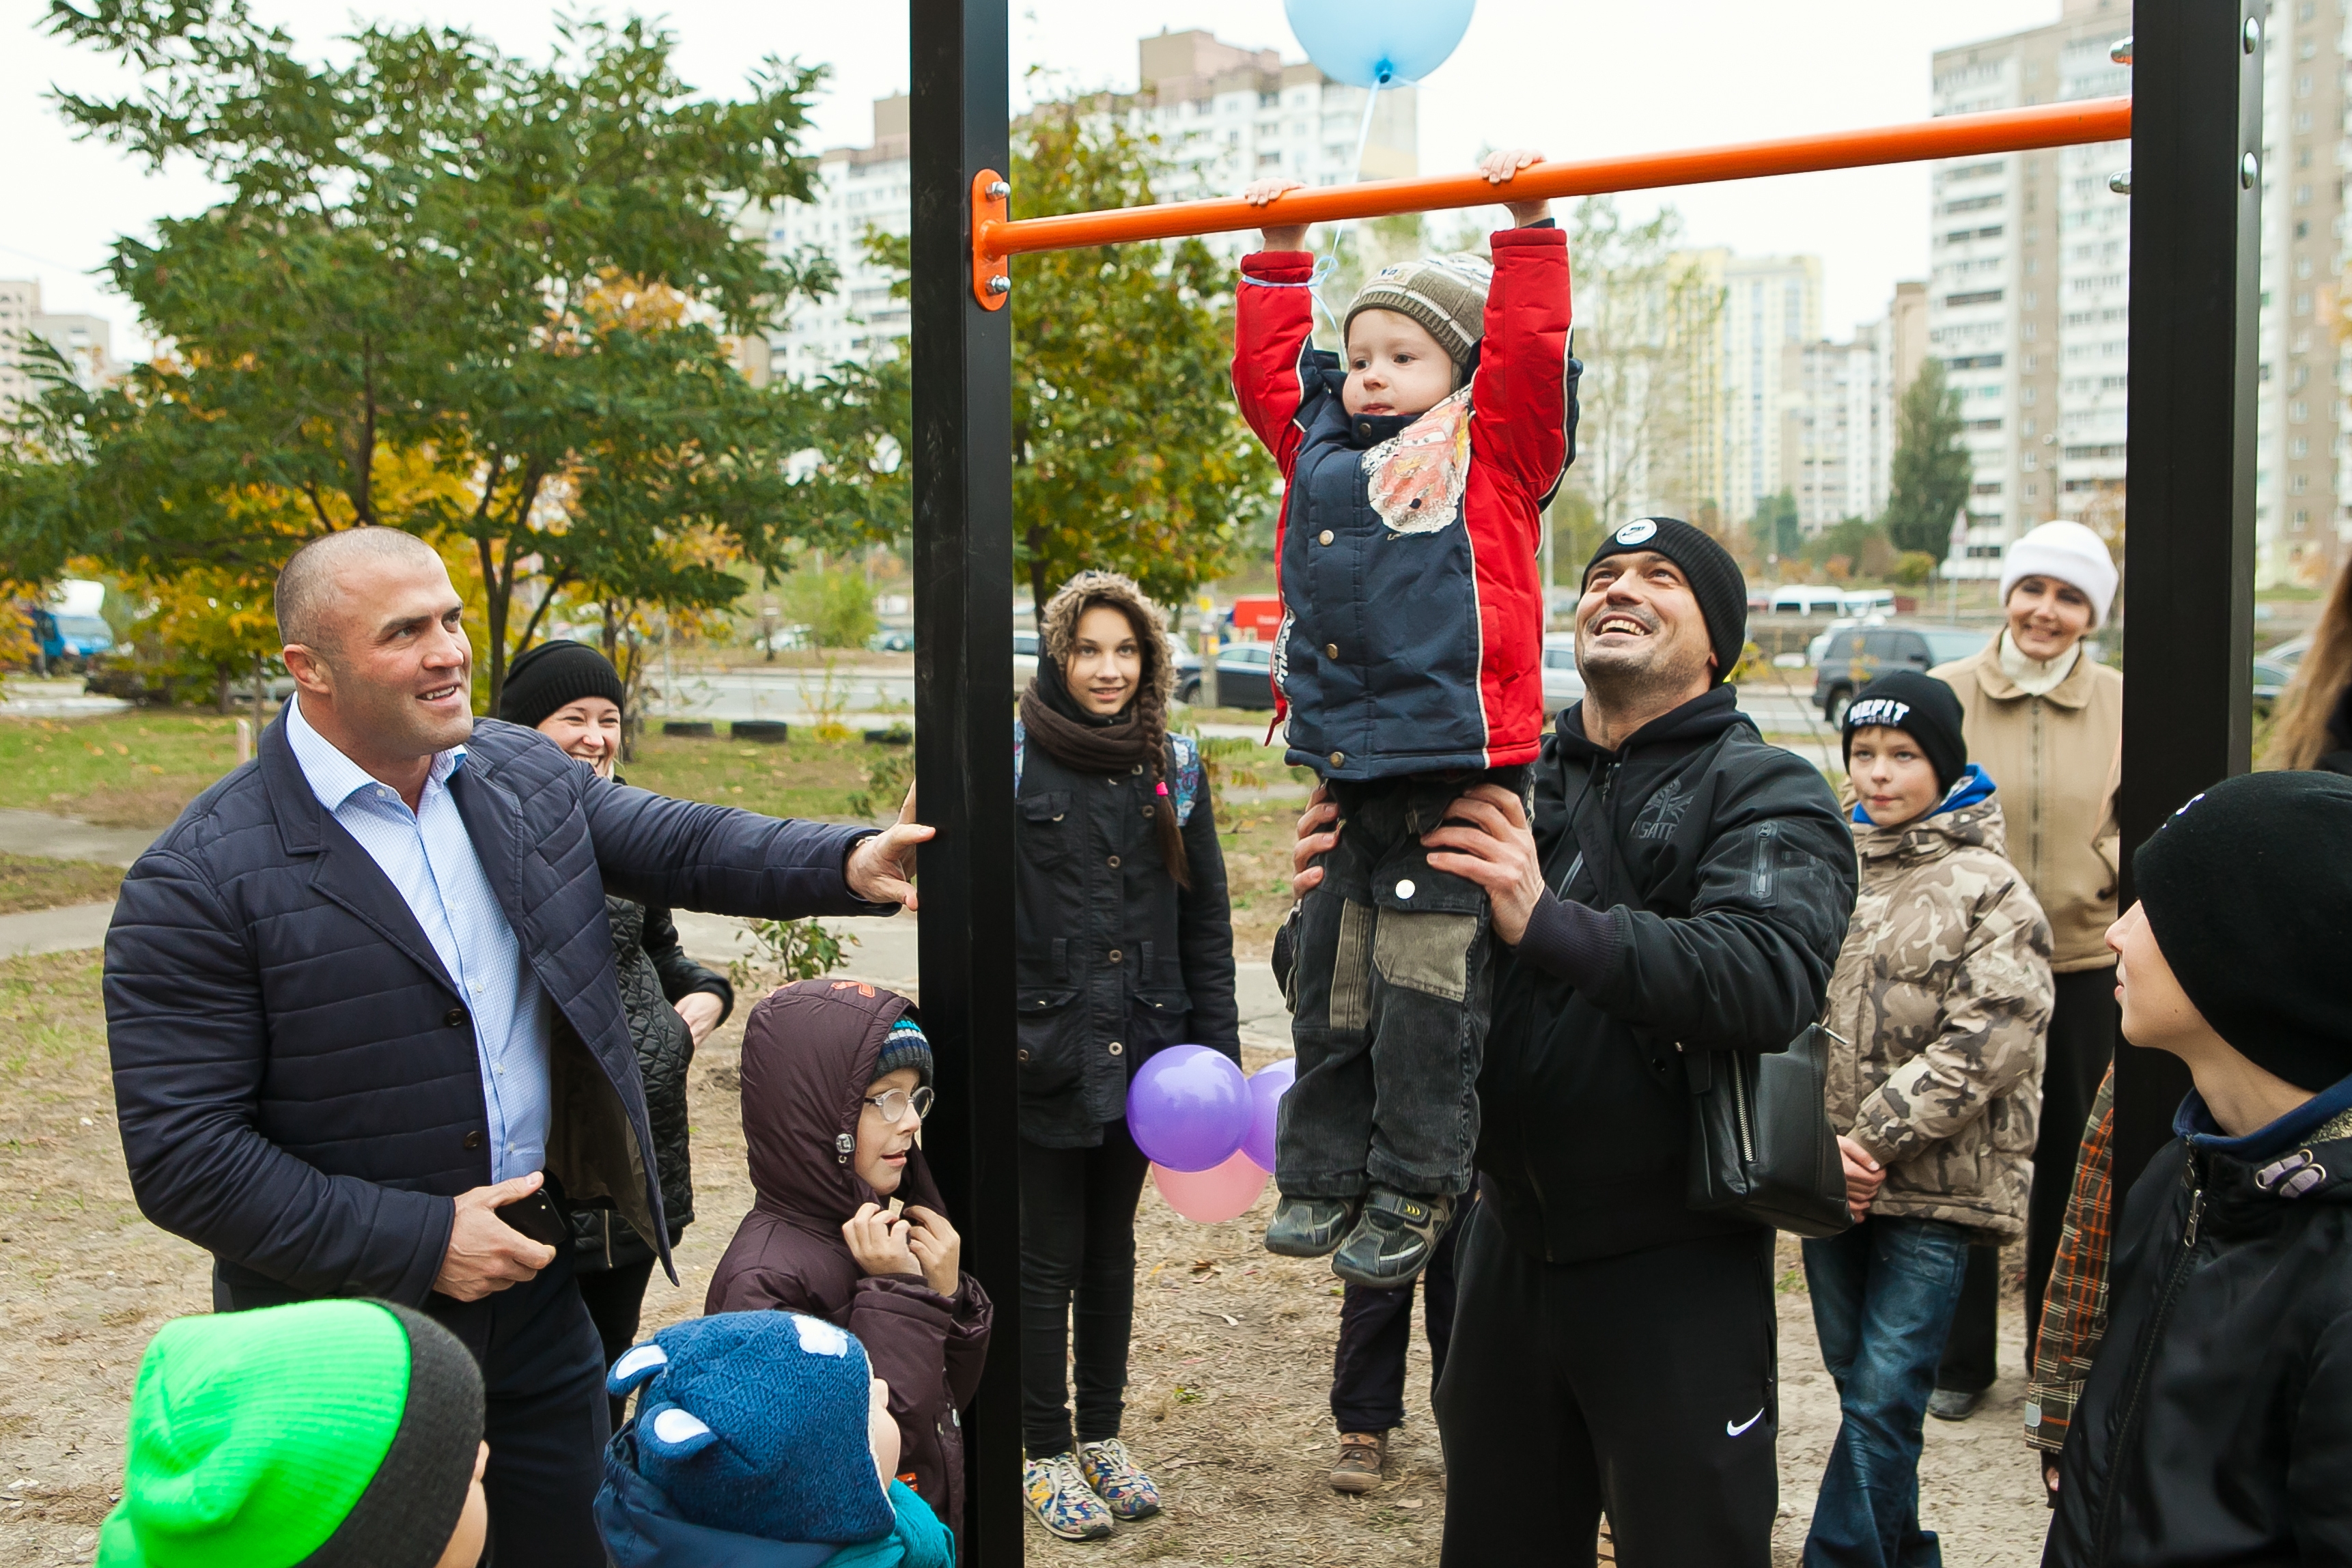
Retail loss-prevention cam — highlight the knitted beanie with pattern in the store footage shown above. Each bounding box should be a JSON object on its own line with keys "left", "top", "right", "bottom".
{"left": 1343, "top": 253, "right": 1495, "bottom": 375}
{"left": 874, "top": 1016, "right": 934, "bottom": 1088}
{"left": 98, "top": 1300, "right": 484, "bottom": 1568}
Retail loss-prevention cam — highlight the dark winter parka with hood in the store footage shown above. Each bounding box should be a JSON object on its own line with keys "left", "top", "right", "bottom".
{"left": 1014, "top": 572, "right": 1240, "bottom": 1149}
{"left": 705, "top": 979, "right": 992, "bottom": 1541}
{"left": 2044, "top": 1087, "right": 2352, "bottom": 1567}
{"left": 1479, "top": 688, "right": 1858, "bottom": 1263}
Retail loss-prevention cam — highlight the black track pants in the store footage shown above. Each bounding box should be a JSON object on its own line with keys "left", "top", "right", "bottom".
{"left": 1435, "top": 1205, "right": 1780, "bottom": 1567}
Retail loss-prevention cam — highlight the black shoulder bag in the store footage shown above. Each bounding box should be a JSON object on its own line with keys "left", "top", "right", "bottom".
{"left": 1567, "top": 757, "right": 1851, "bottom": 1240}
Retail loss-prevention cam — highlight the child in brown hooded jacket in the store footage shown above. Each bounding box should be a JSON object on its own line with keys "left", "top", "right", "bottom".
{"left": 705, "top": 979, "right": 992, "bottom": 1541}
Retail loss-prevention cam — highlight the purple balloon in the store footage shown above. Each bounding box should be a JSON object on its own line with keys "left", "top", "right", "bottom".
{"left": 1125, "top": 1045, "right": 1250, "bottom": 1173}
{"left": 1240, "top": 1057, "right": 1297, "bottom": 1173}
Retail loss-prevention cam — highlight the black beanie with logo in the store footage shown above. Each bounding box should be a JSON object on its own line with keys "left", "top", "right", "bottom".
{"left": 1581, "top": 516, "right": 1748, "bottom": 686}
{"left": 2134, "top": 770, "right": 2352, "bottom": 1092}
{"left": 1842, "top": 671, "right": 1969, "bottom": 795}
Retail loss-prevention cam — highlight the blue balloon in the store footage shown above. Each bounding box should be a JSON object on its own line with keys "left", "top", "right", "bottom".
{"left": 1283, "top": 0, "right": 1477, "bottom": 89}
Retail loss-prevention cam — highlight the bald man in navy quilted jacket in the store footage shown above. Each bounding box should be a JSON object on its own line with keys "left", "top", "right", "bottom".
{"left": 102, "top": 529, "right": 930, "bottom": 1565}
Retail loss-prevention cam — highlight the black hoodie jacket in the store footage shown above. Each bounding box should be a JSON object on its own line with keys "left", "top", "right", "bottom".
{"left": 1476, "top": 688, "right": 1857, "bottom": 1264}
{"left": 2044, "top": 1084, "right": 2352, "bottom": 1567}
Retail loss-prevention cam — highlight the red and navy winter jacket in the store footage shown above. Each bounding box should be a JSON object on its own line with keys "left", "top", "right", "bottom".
{"left": 1232, "top": 226, "right": 1578, "bottom": 780}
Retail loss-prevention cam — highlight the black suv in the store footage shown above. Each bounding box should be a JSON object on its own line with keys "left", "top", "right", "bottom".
{"left": 1813, "top": 625, "right": 1991, "bottom": 725}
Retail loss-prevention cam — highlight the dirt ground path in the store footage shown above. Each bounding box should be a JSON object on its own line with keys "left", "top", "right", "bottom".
{"left": 0, "top": 957, "right": 2051, "bottom": 1565}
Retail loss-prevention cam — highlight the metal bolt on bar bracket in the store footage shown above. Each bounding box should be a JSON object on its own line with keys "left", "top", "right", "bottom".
{"left": 2243, "top": 152, "right": 2260, "bottom": 188}
{"left": 2110, "top": 169, "right": 2132, "bottom": 195}
{"left": 970, "top": 169, "right": 1011, "bottom": 310}
{"left": 2245, "top": 17, "right": 2263, "bottom": 53}
{"left": 2112, "top": 35, "right": 2133, "bottom": 65}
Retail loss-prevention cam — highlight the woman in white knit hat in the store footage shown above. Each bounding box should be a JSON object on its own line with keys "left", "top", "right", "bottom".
{"left": 1924, "top": 518, "right": 2120, "bottom": 1424}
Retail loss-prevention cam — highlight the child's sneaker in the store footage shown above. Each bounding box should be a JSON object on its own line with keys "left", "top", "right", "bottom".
{"left": 1025, "top": 1451, "right": 1115, "bottom": 1540}
{"left": 1332, "top": 1188, "right": 1455, "bottom": 1288}
{"left": 1329, "top": 1430, "right": 1386, "bottom": 1494}
{"left": 1265, "top": 1194, "right": 1359, "bottom": 1257}
{"left": 1077, "top": 1438, "right": 1162, "bottom": 1519}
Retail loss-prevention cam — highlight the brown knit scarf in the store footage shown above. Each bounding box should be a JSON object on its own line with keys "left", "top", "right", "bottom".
{"left": 1020, "top": 624, "right": 1191, "bottom": 890}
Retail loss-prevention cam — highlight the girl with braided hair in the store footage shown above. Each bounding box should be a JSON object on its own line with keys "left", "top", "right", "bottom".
{"left": 1011, "top": 570, "right": 1240, "bottom": 1540}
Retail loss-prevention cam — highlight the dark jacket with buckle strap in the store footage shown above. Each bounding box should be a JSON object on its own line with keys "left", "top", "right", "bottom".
{"left": 1479, "top": 688, "right": 1856, "bottom": 1263}
{"left": 104, "top": 712, "right": 884, "bottom": 1308}
{"left": 1012, "top": 723, "right": 1239, "bottom": 1149}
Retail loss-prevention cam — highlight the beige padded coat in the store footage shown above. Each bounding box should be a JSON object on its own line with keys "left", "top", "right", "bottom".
{"left": 1931, "top": 639, "right": 2123, "bottom": 972}
{"left": 1824, "top": 797, "right": 2055, "bottom": 1242}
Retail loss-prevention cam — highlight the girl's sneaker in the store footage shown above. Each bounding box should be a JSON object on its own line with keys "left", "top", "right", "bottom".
{"left": 1025, "top": 1451, "right": 1116, "bottom": 1540}
{"left": 1078, "top": 1438, "right": 1162, "bottom": 1519}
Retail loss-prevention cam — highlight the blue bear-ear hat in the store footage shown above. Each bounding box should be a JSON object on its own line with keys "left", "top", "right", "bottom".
{"left": 606, "top": 1311, "right": 894, "bottom": 1545}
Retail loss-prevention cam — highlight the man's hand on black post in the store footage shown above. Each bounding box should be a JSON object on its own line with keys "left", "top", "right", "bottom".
{"left": 846, "top": 782, "right": 934, "bottom": 910}
{"left": 435, "top": 1172, "right": 559, "bottom": 1302}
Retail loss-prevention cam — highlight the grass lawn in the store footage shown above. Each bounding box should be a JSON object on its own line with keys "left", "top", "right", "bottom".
{"left": 617, "top": 730, "right": 906, "bottom": 822}
{"left": 0, "top": 713, "right": 247, "bottom": 828}
{"left": 0, "top": 854, "right": 124, "bottom": 916}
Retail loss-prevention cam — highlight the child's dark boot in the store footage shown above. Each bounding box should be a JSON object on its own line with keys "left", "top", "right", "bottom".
{"left": 1264, "top": 1193, "right": 1360, "bottom": 1257}
{"left": 1330, "top": 1188, "right": 1455, "bottom": 1288}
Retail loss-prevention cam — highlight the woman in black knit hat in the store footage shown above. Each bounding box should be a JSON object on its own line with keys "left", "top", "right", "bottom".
{"left": 498, "top": 639, "right": 734, "bottom": 1419}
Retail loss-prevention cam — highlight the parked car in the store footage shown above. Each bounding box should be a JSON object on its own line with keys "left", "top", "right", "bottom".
{"left": 2254, "top": 653, "right": 2296, "bottom": 716}
{"left": 1769, "top": 585, "right": 1848, "bottom": 616}
{"left": 1013, "top": 627, "right": 1039, "bottom": 683}
{"left": 866, "top": 628, "right": 914, "bottom": 653}
{"left": 1813, "top": 624, "right": 1991, "bottom": 725}
{"left": 2264, "top": 632, "right": 2311, "bottom": 673}
{"left": 1176, "top": 642, "right": 1278, "bottom": 710}
{"left": 1541, "top": 634, "right": 1586, "bottom": 716}
{"left": 25, "top": 608, "right": 114, "bottom": 673}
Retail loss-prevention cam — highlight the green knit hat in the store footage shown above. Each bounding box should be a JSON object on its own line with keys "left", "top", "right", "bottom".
{"left": 98, "top": 1300, "right": 484, "bottom": 1568}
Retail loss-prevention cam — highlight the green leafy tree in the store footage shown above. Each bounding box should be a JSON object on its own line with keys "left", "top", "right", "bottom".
{"left": 1007, "top": 100, "right": 1275, "bottom": 619}
{"left": 12, "top": 3, "right": 843, "bottom": 706}
{"left": 1753, "top": 489, "right": 1802, "bottom": 562}
{"left": 1884, "top": 358, "right": 1974, "bottom": 557}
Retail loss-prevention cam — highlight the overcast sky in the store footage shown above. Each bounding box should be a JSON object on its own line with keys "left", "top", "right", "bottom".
{"left": 3, "top": 0, "right": 2064, "bottom": 354}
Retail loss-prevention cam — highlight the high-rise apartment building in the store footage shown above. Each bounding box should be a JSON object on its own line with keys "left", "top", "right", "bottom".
{"left": 1927, "top": 0, "right": 2128, "bottom": 578}
{"left": 743, "top": 29, "right": 1416, "bottom": 383}
{"left": 0, "top": 279, "right": 117, "bottom": 419}
{"left": 2259, "top": 0, "right": 2347, "bottom": 585}
{"left": 1679, "top": 248, "right": 1825, "bottom": 524}
{"left": 1782, "top": 321, "right": 1898, "bottom": 533}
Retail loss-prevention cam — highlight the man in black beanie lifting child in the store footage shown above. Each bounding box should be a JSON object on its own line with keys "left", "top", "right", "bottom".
{"left": 1291, "top": 517, "right": 1858, "bottom": 1565}
{"left": 2044, "top": 769, "right": 2352, "bottom": 1567}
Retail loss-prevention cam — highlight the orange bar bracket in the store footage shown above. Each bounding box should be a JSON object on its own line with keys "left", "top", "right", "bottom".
{"left": 974, "top": 96, "right": 2131, "bottom": 278}
{"left": 971, "top": 169, "right": 1011, "bottom": 309}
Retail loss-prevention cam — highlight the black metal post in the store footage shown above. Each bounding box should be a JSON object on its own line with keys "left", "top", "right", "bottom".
{"left": 2114, "top": 1, "right": 2263, "bottom": 1187}
{"left": 909, "top": 0, "right": 1019, "bottom": 1557}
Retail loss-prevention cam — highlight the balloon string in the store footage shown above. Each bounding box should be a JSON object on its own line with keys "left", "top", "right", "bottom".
{"left": 1311, "top": 75, "right": 1387, "bottom": 337}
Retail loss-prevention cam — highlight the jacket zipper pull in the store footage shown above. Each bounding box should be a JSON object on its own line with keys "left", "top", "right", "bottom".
{"left": 2183, "top": 1187, "right": 2205, "bottom": 1249}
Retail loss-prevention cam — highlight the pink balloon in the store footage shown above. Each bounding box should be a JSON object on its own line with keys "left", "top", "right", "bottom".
{"left": 1150, "top": 1151, "right": 1272, "bottom": 1224}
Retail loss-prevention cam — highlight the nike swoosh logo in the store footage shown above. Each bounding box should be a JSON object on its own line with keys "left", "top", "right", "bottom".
{"left": 1726, "top": 1409, "right": 1765, "bottom": 1438}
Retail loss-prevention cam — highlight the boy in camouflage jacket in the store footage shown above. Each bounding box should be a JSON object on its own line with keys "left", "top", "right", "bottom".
{"left": 1802, "top": 671, "right": 2054, "bottom": 1568}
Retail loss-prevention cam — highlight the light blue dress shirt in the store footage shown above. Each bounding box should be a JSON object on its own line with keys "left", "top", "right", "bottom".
{"left": 285, "top": 696, "right": 553, "bottom": 1183}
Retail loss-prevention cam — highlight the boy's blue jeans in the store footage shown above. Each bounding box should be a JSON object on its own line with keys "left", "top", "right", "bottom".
{"left": 1800, "top": 1215, "right": 1972, "bottom": 1568}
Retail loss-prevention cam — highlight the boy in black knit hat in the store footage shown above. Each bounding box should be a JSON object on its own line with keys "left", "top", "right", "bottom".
{"left": 2045, "top": 770, "right": 2352, "bottom": 1567}
{"left": 1237, "top": 152, "right": 1579, "bottom": 1286}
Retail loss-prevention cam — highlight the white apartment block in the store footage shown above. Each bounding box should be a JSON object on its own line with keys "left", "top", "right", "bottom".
{"left": 0, "top": 279, "right": 117, "bottom": 420}
{"left": 742, "top": 29, "right": 1416, "bottom": 383}
{"left": 1782, "top": 321, "right": 1897, "bottom": 533}
{"left": 1928, "top": 0, "right": 2127, "bottom": 578}
{"left": 2260, "top": 0, "right": 2347, "bottom": 586}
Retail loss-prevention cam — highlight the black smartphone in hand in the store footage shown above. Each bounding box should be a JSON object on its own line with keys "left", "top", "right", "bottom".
{"left": 495, "top": 1186, "right": 567, "bottom": 1248}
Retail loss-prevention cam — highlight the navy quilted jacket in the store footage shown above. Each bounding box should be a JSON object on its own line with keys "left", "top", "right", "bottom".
{"left": 104, "top": 714, "right": 884, "bottom": 1306}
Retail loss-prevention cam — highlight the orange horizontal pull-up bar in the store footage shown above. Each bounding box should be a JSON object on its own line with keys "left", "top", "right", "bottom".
{"left": 969, "top": 95, "right": 2131, "bottom": 308}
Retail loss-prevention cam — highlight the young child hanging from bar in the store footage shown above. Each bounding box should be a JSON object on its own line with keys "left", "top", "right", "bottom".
{"left": 1235, "top": 152, "right": 1578, "bottom": 1287}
